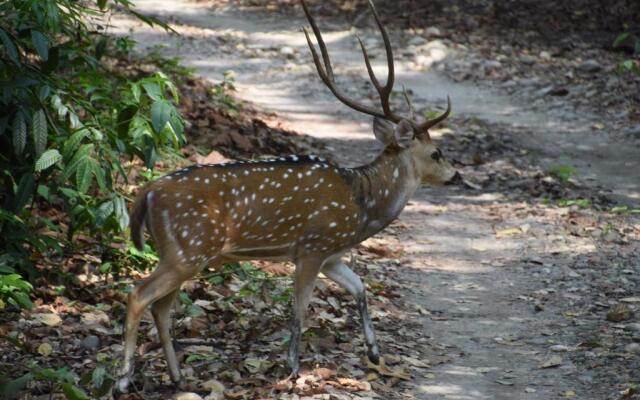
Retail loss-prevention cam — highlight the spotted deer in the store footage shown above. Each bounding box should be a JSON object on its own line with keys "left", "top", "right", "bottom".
{"left": 116, "top": 0, "right": 460, "bottom": 392}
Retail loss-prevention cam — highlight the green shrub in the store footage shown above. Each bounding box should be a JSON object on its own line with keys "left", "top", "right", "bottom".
{"left": 613, "top": 32, "right": 640, "bottom": 75}
{"left": 0, "top": 0, "right": 186, "bottom": 306}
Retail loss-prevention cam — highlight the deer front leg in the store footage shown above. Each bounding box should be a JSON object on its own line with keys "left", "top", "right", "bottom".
{"left": 322, "top": 260, "right": 380, "bottom": 365}
{"left": 288, "top": 256, "right": 324, "bottom": 377}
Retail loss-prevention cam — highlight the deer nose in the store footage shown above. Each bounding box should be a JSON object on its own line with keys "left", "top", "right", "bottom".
{"left": 445, "top": 171, "right": 462, "bottom": 185}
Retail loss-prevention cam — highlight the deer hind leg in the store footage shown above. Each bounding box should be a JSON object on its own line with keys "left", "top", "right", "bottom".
{"left": 116, "top": 260, "right": 192, "bottom": 393}
{"left": 150, "top": 288, "right": 181, "bottom": 385}
{"left": 321, "top": 259, "right": 380, "bottom": 364}
{"left": 287, "top": 255, "right": 326, "bottom": 377}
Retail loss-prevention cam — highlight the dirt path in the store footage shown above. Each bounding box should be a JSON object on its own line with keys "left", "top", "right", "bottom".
{"left": 112, "top": 2, "right": 640, "bottom": 399}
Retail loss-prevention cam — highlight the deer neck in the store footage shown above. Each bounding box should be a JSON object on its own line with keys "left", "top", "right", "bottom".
{"left": 346, "top": 148, "right": 420, "bottom": 242}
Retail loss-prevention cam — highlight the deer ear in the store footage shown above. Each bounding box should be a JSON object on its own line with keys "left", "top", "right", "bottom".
{"left": 393, "top": 119, "right": 414, "bottom": 148}
{"left": 373, "top": 117, "right": 395, "bottom": 145}
{"left": 373, "top": 118, "right": 415, "bottom": 148}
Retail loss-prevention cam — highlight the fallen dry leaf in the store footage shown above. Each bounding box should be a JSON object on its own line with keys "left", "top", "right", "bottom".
{"left": 539, "top": 355, "right": 563, "bottom": 369}
{"left": 37, "top": 342, "right": 53, "bottom": 357}
{"left": 366, "top": 357, "right": 411, "bottom": 380}
{"left": 607, "top": 304, "right": 633, "bottom": 322}
{"left": 31, "top": 313, "right": 62, "bottom": 327}
{"left": 495, "top": 227, "right": 522, "bottom": 238}
{"left": 336, "top": 377, "right": 372, "bottom": 392}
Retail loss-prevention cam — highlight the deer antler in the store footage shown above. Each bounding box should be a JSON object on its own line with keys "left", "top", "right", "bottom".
{"left": 301, "top": 0, "right": 450, "bottom": 133}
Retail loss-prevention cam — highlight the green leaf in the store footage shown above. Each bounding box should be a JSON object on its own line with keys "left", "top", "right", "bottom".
{"left": 13, "top": 173, "right": 35, "bottom": 213}
{"left": 0, "top": 372, "right": 33, "bottom": 399}
{"left": 41, "top": 46, "right": 59, "bottom": 74}
{"left": 151, "top": 100, "right": 172, "bottom": 133}
{"left": 32, "top": 109, "right": 47, "bottom": 158}
{"left": 142, "top": 81, "right": 162, "bottom": 100}
{"left": 0, "top": 27, "right": 20, "bottom": 65}
{"left": 12, "top": 113, "right": 26, "bottom": 156}
{"left": 113, "top": 196, "right": 130, "bottom": 231}
{"left": 61, "top": 143, "right": 93, "bottom": 181}
{"left": 35, "top": 149, "right": 62, "bottom": 172}
{"left": 116, "top": 105, "right": 138, "bottom": 137}
{"left": 30, "top": 30, "right": 49, "bottom": 61}
{"left": 11, "top": 291, "right": 33, "bottom": 309}
{"left": 62, "top": 129, "right": 89, "bottom": 159}
{"left": 621, "top": 60, "right": 635, "bottom": 71}
{"left": 92, "top": 160, "right": 107, "bottom": 192}
{"left": 95, "top": 35, "right": 108, "bottom": 60}
{"left": 98, "top": 0, "right": 108, "bottom": 10}
{"left": 613, "top": 32, "right": 630, "bottom": 48}
{"left": 61, "top": 383, "right": 89, "bottom": 400}
{"left": 76, "top": 159, "right": 93, "bottom": 193}
{"left": 91, "top": 366, "right": 106, "bottom": 389}
{"left": 37, "top": 184, "right": 52, "bottom": 203}
{"left": 95, "top": 199, "right": 114, "bottom": 228}
{"left": 141, "top": 134, "right": 157, "bottom": 168}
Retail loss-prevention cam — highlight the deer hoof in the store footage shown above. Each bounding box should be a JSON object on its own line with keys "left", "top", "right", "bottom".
{"left": 113, "top": 377, "right": 131, "bottom": 396}
{"left": 367, "top": 348, "right": 380, "bottom": 365}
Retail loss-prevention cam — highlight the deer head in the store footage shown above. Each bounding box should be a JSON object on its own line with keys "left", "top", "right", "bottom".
{"left": 301, "top": 0, "right": 459, "bottom": 186}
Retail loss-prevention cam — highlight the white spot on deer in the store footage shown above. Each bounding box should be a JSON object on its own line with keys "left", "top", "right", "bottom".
{"left": 293, "top": 186, "right": 299, "bottom": 191}
{"left": 297, "top": 172, "right": 303, "bottom": 179}
{"left": 283, "top": 173, "right": 289, "bottom": 179}
{"left": 205, "top": 178, "right": 210, "bottom": 184}
{"left": 194, "top": 177, "right": 200, "bottom": 182}
{"left": 187, "top": 195, "right": 193, "bottom": 200}
{"left": 244, "top": 170, "right": 249, "bottom": 176}
{"left": 329, "top": 222, "right": 337, "bottom": 228}
{"left": 176, "top": 202, "right": 183, "bottom": 208}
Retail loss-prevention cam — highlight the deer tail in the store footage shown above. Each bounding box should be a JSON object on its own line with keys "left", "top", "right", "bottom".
{"left": 130, "top": 186, "right": 152, "bottom": 251}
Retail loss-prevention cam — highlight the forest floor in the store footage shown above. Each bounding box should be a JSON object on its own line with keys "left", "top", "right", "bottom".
{"left": 3, "top": 1, "right": 639, "bottom": 399}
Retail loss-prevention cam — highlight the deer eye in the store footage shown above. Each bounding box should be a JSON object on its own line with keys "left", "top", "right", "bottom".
{"left": 430, "top": 149, "right": 442, "bottom": 161}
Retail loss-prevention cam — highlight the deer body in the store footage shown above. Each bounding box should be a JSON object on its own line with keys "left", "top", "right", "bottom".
{"left": 116, "top": 0, "right": 459, "bottom": 393}
{"left": 133, "top": 152, "right": 418, "bottom": 264}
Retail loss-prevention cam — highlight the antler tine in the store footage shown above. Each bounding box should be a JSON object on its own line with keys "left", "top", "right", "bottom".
{"left": 365, "top": 0, "right": 396, "bottom": 114}
{"left": 417, "top": 96, "right": 452, "bottom": 132}
{"left": 301, "top": 0, "right": 386, "bottom": 119}
{"left": 402, "top": 85, "right": 416, "bottom": 121}
{"left": 300, "top": 0, "right": 334, "bottom": 79}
